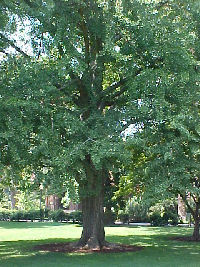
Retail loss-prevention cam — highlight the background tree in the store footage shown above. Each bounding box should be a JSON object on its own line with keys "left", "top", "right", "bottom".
{"left": 123, "top": 0, "right": 200, "bottom": 240}
{"left": 127, "top": 99, "right": 200, "bottom": 239}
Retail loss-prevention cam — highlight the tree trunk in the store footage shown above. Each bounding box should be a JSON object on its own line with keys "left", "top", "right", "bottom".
{"left": 180, "top": 193, "right": 200, "bottom": 241}
{"left": 178, "top": 194, "right": 187, "bottom": 223}
{"left": 10, "top": 189, "right": 17, "bottom": 209}
{"left": 76, "top": 155, "right": 108, "bottom": 249}
{"left": 191, "top": 201, "right": 200, "bottom": 241}
{"left": 77, "top": 192, "right": 105, "bottom": 249}
{"left": 192, "top": 216, "right": 200, "bottom": 241}
{"left": 45, "top": 195, "right": 62, "bottom": 211}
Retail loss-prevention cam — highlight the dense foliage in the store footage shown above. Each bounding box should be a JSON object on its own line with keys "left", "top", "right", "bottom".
{"left": 117, "top": 1, "right": 200, "bottom": 239}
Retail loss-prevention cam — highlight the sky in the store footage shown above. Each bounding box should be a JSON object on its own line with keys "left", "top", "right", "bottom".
{"left": 0, "top": 18, "right": 33, "bottom": 61}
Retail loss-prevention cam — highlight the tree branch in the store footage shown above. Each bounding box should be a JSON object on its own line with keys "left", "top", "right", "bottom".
{"left": 102, "top": 78, "right": 127, "bottom": 98}
{"left": 98, "top": 68, "right": 142, "bottom": 109}
{"left": 0, "top": 33, "right": 30, "bottom": 58}
{"left": 23, "top": 0, "right": 57, "bottom": 37}
{"left": 78, "top": 8, "right": 90, "bottom": 64}
{"left": 112, "top": 85, "right": 128, "bottom": 99}
{"left": 0, "top": 49, "right": 9, "bottom": 56}
{"left": 180, "top": 193, "right": 195, "bottom": 217}
{"left": 155, "top": 0, "right": 170, "bottom": 10}
{"left": 23, "top": 0, "right": 37, "bottom": 8}
{"left": 103, "top": 68, "right": 142, "bottom": 98}
{"left": 192, "top": 194, "right": 198, "bottom": 204}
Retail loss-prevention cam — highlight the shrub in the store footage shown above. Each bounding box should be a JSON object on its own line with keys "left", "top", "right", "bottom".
{"left": 70, "top": 210, "right": 83, "bottom": 223}
{"left": 163, "top": 211, "right": 178, "bottom": 226}
{"left": 150, "top": 211, "right": 178, "bottom": 226}
{"left": 50, "top": 209, "right": 66, "bottom": 222}
{"left": 64, "top": 212, "right": 71, "bottom": 222}
{"left": 150, "top": 212, "right": 166, "bottom": 226}
{"left": 104, "top": 210, "right": 117, "bottom": 225}
{"left": 127, "top": 203, "right": 149, "bottom": 223}
{"left": 118, "top": 210, "right": 129, "bottom": 224}
{"left": 25, "top": 210, "right": 41, "bottom": 221}
{"left": 44, "top": 208, "right": 50, "bottom": 219}
{"left": 8, "top": 209, "right": 43, "bottom": 222}
{"left": 10, "top": 211, "right": 25, "bottom": 221}
{"left": 149, "top": 200, "right": 179, "bottom": 226}
{"left": 0, "top": 210, "right": 11, "bottom": 221}
{"left": 39, "top": 209, "right": 44, "bottom": 221}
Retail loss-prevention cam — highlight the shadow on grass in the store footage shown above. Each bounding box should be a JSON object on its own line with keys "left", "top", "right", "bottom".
{"left": 1, "top": 232, "right": 199, "bottom": 255}
{"left": 1, "top": 230, "right": 200, "bottom": 267}
{"left": 0, "top": 238, "right": 77, "bottom": 259}
{"left": 0, "top": 223, "right": 198, "bottom": 266}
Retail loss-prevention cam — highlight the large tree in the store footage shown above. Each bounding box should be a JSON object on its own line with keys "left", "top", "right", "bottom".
{"left": 0, "top": 0, "right": 198, "bottom": 248}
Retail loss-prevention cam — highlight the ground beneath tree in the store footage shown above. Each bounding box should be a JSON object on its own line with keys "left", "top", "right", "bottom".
{"left": 34, "top": 242, "right": 143, "bottom": 254}
{"left": 170, "top": 236, "right": 200, "bottom": 242}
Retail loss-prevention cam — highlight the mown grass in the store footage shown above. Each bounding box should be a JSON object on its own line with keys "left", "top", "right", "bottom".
{"left": 0, "top": 221, "right": 200, "bottom": 267}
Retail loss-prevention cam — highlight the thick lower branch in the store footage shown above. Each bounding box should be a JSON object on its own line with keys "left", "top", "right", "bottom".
{"left": 180, "top": 193, "right": 195, "bottom": 217}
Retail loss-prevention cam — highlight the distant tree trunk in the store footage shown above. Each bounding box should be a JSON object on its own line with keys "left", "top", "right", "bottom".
{"left": 192, "top": 202, "right": 200, "bottom": 241}
{"left": 193, "top": 217, "right": 200, "bottom": 241}
{"left": 178, "top": 194, "right": 187, "bottom": 222}
{"left": 180, "top": 193, "right": 200, "bottom": 241}
{"left": 10, "top": 189, "right": 17, "bottom": 209}
{"left": 45, "top": 195, "right": 62, "bottom": 211}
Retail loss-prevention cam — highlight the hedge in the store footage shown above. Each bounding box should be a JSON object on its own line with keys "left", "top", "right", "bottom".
{"left": 0, "top": 209, "right": 83, "bottom": 223}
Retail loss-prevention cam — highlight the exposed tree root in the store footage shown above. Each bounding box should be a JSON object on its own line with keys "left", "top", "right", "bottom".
{"left": 34, "top": 241, "right": 143, "bottom": 253}
{"left": 170, "top": 236, "right": 200, "bottom": 242}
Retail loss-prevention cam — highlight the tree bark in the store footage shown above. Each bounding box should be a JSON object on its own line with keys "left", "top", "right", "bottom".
{"left": 10, "top": 189, "right": 17, "bottom": 209}
{"left": 76, "top": 155, "right": 107, "bottom": 249}
{"left": 192, "top": 201, "right": 200, "bottom": 241}
{"left": 178, "top": 194, "right": 187, "bottom": 222}
{"left": 180, "top": 193, "right": 200, "bottom": 240}
{"left": 192, "top": 216, "right": 200, "bottom": 241}
{"left": 77, "top": 192, "right": 105, "bottom": 249}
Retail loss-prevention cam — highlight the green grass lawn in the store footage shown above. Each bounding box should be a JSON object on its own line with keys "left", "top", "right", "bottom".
{"left": 0, "top": 222, "right": 200, "bottom": 267}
